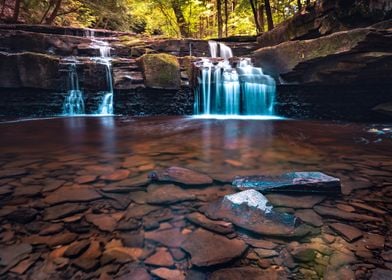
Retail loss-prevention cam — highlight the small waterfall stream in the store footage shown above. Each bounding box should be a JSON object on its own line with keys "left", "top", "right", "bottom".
{"left": 62, "top": 58, "right": 85, "bottom": 115}
{"left": 195, "top": 41, "right": 276, "bottom": 116}
{"left": 87, "top": 30, "right": 114, "bottom": 115}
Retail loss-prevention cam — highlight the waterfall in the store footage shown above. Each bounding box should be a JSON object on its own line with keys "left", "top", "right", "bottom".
{"left": 87, "top": 32, "right": 114, "bottom": 115}
{"left": 195, "top": 42, "right": 276, "bottom": 116}
{"left": 62, "top": 58, "right": 85, "bottom": 115}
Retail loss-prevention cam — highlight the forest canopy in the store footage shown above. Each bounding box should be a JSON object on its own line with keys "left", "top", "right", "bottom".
{"left": 0, "top": 0, "right": 315, "bottom": 38}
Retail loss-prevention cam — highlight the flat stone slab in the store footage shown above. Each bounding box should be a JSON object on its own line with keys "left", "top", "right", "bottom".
{"left": 181, "top": 228, "right": 247, "bottom": 267}
{"left": 265, "top": 194, "right": 325, "bottom": 208}
{"left": 44, "top": 185, "right": 102, "bottom": 205}
{"left": 209, "top": 266, "right": 287, "bottom": 280}
{"left": 233, "top": 172, "right": 341, "bottom": 194}
{"left": 329, "top": 223, "right": 363, "bottom": 242}
{"left": 43, "top": 203, "right": 88, "bottom": 221}
{"left": 186, "top": 212, "right": 234, "bottom": 234}
{"left": 202, "top": 190, "right": 301, "bottom": 237}
{"left": 314, "top": 206, "right": 383, "bottom": 222}
{"left": 147, "top": 184, "right": 196, "bottom": 204}
{"left": 148, "top": 166, "right": 213, "bottom": 185}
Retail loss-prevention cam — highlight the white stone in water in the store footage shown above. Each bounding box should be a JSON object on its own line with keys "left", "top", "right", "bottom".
{"left": 224, "top": 189, "right": 273, "bottom": 213}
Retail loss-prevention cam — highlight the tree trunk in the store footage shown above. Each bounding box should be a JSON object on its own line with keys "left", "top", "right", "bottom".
{"left": 224, "top": 0, "right": 228, "bottom": 37}
{"left": 297, "top": 0, "right": 302, "bottom": 11}
{"left": 264, "top": 0, "right": 273, "bottom": 31}
{"left": 12, "top": 0, "right": 21, "bottom": 22}
{"left": 258, "top": 3, "right": 265, "bottom": 32}
{"left": 40, "top": 1, "right": 55, "bottom": 24}
{"left": 217, "top": 0, "right": 223, "bottom": 38}
{"left": 306, "top": 0, "right": 310, "bottom": 6}
{"left": 249, "top": 0, "right": 261, "bottom": 34}
{"left": 46, "top": 0, "right": 63, "bottom": 24}
{"left": 171, "top": 0, "right": 190, "bottom": 37}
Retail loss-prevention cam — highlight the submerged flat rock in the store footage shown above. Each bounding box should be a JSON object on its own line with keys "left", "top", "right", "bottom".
{"left": 181, "top": 228, "right": 247, "bottom": 266}
{"left": 233, "top": 172, "right": 341, "bottom": 194}
{"left": 148, "top": 166, "right": 213, "bottom": 185}
{"left": 209, "top": 267, "right": 287, "bottom": 280}
{"left": 202, "top": 190, "right": 301, "bottom": 237}
{"left": 44, "top": 185, "right": 102, "bottom": 205}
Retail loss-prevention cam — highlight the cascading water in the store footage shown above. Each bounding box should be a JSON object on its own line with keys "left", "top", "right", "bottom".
{"left": 86, "top": 31, "right": 114, "bottom": 115}
{"left": 195, "top": 41, "right": 276, "bottom": 116}
{"left": 62, "top": 58, "right": 85, "bottom": 115}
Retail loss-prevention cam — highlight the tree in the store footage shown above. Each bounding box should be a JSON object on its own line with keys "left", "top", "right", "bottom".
{"left": 264, "top": 0, "right": 273, "bottom": 30}
{"left": 297, "top": 0, "right": 302, "bottom": 11}
{"left": 12, "top": 0, "right": 21, "bottom": 22}
{"left": 217, "top": 0, "right": 223, "bottom": 37}
{"left": 171, "top": 0, "right": 190, "bottom": 37}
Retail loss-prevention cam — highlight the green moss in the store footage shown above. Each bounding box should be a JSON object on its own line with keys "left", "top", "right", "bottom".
{"left": 141, "top": 53, "right": 180, "bottom": 89}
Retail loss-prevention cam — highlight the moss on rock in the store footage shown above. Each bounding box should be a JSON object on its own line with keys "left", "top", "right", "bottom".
{"left": 140, "top": 53, "right": 180, "bottom": 90}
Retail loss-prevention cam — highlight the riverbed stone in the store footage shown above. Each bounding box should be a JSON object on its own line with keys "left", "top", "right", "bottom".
{"left": 44, "top": 185, "right": 101, "bottom": 204}
{"left": 145, "top": 228, "right": 186, "bottom": 248}
{"left": 265, "top": 194, "right": 325, "bottom": 208}
{"left": 43, "top": 203, "right": 88, "bottom": 220}
{"left": 314, "top": 205, "right": 383, "bottom": 222}
{"left": 101, "top": 169, "right": 130, "bottom": 181}
{"left": 149, "top": 166, "right": 213, "bottom": 185}
{"left": 186, "top": 212, "right": 234, "bottom": 234}
{"left": 7, "top": 208, "right": 38, "bottom": 224}
{"left": 209, "top": 267, "right": 286, "bottom": 280}
{"left": 86, "top": 213, "right": 118, "bottom": 232}
{"left": 295, "top": 209, "right": 323, "bottom": 227}
{"left": 202, "top": 189, "right": 300, "bottom": 237}
{"left": 147, "top": 184, "right": 196, "bottom": 204}
{"left": 181, "top": 228, "right": 247, "bottom": 266}
{"left": 0, "top": 243, "right": 32, "bottom": 267}
{"left": 329, "top": 223, "right": 363, "bottom": 242}
{"left": 144, "top": 248, "right": 174, "bottom": 267}
{"left": 151, "top": 268, "right": 185, "bottom": 280}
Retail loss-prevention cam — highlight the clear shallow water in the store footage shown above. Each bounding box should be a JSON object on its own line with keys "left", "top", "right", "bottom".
{"left": 0, "top": 116, "right": 391, "bottom": 279}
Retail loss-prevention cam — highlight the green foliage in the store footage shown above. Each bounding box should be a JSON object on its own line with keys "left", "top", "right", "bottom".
{"left": 3, "top": 0, "right": 317, "bottom": 38}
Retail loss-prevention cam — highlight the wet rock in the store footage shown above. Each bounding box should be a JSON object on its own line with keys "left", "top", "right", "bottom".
{"left": 100, "top": 192, "right": 133, "bottom": 210}
{"left": 265, "top": 194, "right": 325, "bottom": 208}
{"left": 144, "top": 248, "right": 174, "bottom": 267}
{"left": 241, "top": 237, "right": 278, "bottom": 249}
{"left": 209, "top": 267, "right": 286, "bottom": 280}
{"left": 149, "top": 166, "right": 213, "bottom": 185}
{"left": 291, "top": 247, "right": 317, "bottom": 262}
{"left": 329, "top": 223, "right": 363, "bottom": 242}
{"left": 101, "top": 169, "right": 130, "bottom": 181}
{"left": 125, "top": 204, "right": 160, "bottom": 220}
{"left": 0, "top": 243, "right": 32, "bottom": 267}
{"left": 295, "top": 209, "right": 323, "bottom": 227}
{"left": 39, "top": 223, "right": 64, "bottom": 236}
{"left": 117, "top": 219, "right": 141, "bottom": 231}
{"left": 202, "top": 190, "right": 301, "bottom": 237}
{"left": 151, "top": 268, "right": 185, "bottom": 280}
{"left": 24, "top": 232, "right": 78, "bottom": 248}
{"left": 147, "top": 184, "right": 196, "bottom": 204}
{"left": 43, "top": 203, "right": 88, "bottom": 220}
{"left": 75, "top": 175, "right": 97, "bottom": 184}
{"left": 101, "top": 244, "right": 143, "bottom": 265}
{"left": 181, "top": 228, "right": 247, "bottom": 266}
{"left": 233, "top": 172, "right": 341, "bottom": 194}
{"left": 314, "top": 206, "right": 383, "bottom": 222}
{"left": 370, "top": 268, "right": 392, "bottom": 280}
{"left": 146, "top": 228, "right": 186, "bottom": 248}
{"left": 170, "top": 248, "right": 186, "bottom": 261}
{"left": 86, "top": 214, "right": 118, "bottom": 232}
{"left": 44, "top": 185, "right": 101, "bottom": 204}
{"left": 349, "top": 202, "right": 387, "bottom": 215}
{"left": 7, "top": 208, "right": 38, "bottom": 224}
{"left": 116, "top": 263, "right": 152, "bottom": 280}
{"left": 0, "top": 168, "right": 28, "bottom": 179}
{"left": 64, "top": 240, "right": 91, "bottom": 258}
{"left": 9, "top": 254, "right": 40, "bottom": 275}
{"left": 120, "top": 231, "right": 145, "bottom": 248}
{"left": 74, "top": 240, "right": 101, "bottom": 272}
{"left": 42, "top": 179, "right": 66, "bottom": 192}
{"left": 186, "top": 212, "right": 234, "bottom": 234}
{"left": 254, "top": 248, "right": 279, "bottom": 258}
{"left": 0, "top": 185, "right": 13, "bottom": 196}
{"left": 13, "top": 185, "right": 43, "bottom": 197}
{"left": 140, "top": 53, "right": 181, "bottom": 90}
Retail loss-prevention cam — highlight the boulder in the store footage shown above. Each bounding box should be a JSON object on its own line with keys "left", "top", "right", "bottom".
{"left": 139, "top": 53, "right": 180, "bottom": 89}
{"left": 0, "top": 52, "right": 61, "bottom": 90}
{"left": 233, "top": 172, "right": 341, "bottom": 194}
{"left": 202, "top": 190, "right": 303, "bottom": 237}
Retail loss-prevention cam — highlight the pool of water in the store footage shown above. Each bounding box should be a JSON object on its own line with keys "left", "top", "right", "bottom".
{"left": 0, "top": 116, "right": 391, "bottom": 279}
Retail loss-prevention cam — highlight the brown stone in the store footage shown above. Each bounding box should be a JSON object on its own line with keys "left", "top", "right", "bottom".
{"left": 7, "top": 208, "right": 38, "bottom": 224}
{"left": 265, "top": 194, "right": 325, "bottom": 208}
{"left": 44, "top": 185, "right": 101, "bottom": 204}
{"left": 146, "top": 228, "right": 186, "bottom": 248}
{"left": 75, "top": 175, "right": 97, "bottom": 184}
{"left": 0, "top": 243, "right": 32, "bottom": 267}
{"left": 147, "top": 184, "right": 196, "bottom": 204}
{"left": 186, "top": 212, "right": 234, "bottom": 234}
{"left": 150, "top": 268, "right": 185, "bottom": 280}
{"left": 209, "top": 267, "right": 286, "bottom": 280}
{"left": 181, "top": 228, "right": 247, "bottom": 266}
{"left": 329, "top": 223, "right": 363, "bottom": 242}
{"left": 43, "top": 203, "right": 88, "bottom": 221}
{"left": 144, "top": 248, "right": 174, "bottom": 267}
{"left": 241, "top": 237, "right": 278, "bottom": 249}
{"left": 254, "top": 248, "right": 279, "bottom": 258}
{"left": 101, "top": 246, "right": 143, "bottom": 265}
{"left": 24, "top": 232, "right": 78, "bottom": 248}
{"left": 86, "top": 214, "right": 118, "bottom": 232}
{"left": 39, "top": 223, "right": 64, "bottom": 236}
{"left": 9, "top": 254, "right": 39, "bottom": 274}
{"left": 149, "top": 166, "right": 213, "bottom": 185}
{"left": 125, "top": 204, "right": 160, "bottom": 220}
{"left": 101, "top": 169, "right": 130, "bottom": 181}
{"left": 0, "top": 168, "right": 28, "bottom": 179}
{"left": 295, "top": 209, "right": 323, "bottom": 227}
{"left": 314, "top": 206, "right": 383, "bottom": 222}
{"left": 64, "top": 240, "right": 91, "bottom": 258}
